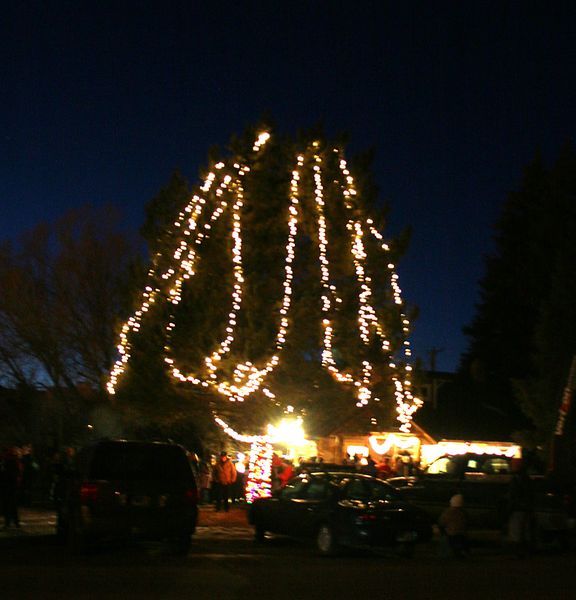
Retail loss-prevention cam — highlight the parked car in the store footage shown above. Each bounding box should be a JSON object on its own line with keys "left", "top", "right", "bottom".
{"left": 57, "top": 439, "right": 199, "bottom": 554}
{"left": 388, "top": 453, "right": 573, "bottom": 545}
{"left": 248, "top": 470, "right": 433, "bottom": 556}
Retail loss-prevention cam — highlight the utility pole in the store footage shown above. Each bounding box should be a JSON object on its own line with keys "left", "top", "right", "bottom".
{"left": 428, "top": 347, "right": 444, "bottom": 373}
{"left": 427, "top": 347, "right": 444, "bottom": 409}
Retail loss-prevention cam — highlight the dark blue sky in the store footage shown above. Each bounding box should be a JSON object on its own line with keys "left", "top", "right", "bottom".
{"left": 2, "top": 2, "right": 575, "bottom": 372}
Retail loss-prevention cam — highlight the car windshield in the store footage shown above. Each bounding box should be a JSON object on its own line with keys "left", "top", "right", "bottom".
{"left": 479, "top": 457, "right": 512, "bottom": 474}
{"left": 88, "top": 443, "right": 193, "bottom": 481}
{"left": 326, "top": 474, "right": 402, "bottom": 502}
{"left": 280, "top": 477, "right": 309, "bottom": 499}
{"left": 279, "top": 475, "right": 338, "bottom": 500}
{"left": 426, "top": 456, "right": 459, "bottom": 475}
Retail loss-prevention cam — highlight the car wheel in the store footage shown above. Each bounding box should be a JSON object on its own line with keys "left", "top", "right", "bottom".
{"left": 169, "top": 534, "right": 192, "bottom": 556}
{"left": 316, "top": 524, "right": 339, "bottom": 556}
{"left": 55, "top": 513, "right": 68, "bottom": 544}
{"left": 396, "top": 542, "right": 416, "bottom": 558}
{"left": 254, "top": 524, "right": 266, "bottom": 543}
{"left": 67, "top": 513, "right": 88, "bottom": 555}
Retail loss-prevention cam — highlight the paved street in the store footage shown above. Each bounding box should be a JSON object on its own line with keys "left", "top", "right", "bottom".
{"left": 1, "top": 504, "right": 575, "bottom": 599}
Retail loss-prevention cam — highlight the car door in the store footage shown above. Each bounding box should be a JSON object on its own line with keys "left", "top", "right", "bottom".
{"left": 462, "top": 455, "right": 511, "bottom": 528}
{"left": 407, "top": 456, "right": 464, "bottom": 519}
{"left": 86, "top": 444, "right": 131, "bottom": 535}
{"left": 265, "top": 476, "right": 333, "bottom": 539}
{"left": 338, "top": 476, "right": 372, "bottom": 514}
{"left": 262, "top": 477, "right": 310, "bottom": 535}
{"left": 289, "top": 478, "right": 332, "bottom": 538}
{"left": 367, "top": 479, "right": 415, "bottom": 544}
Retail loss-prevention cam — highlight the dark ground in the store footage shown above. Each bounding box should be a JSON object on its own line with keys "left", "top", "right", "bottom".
{"left": 1, "top": 504, "right": 575, "bottom": 599}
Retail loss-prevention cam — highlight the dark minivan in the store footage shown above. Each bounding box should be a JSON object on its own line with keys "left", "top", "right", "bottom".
{"left": 57, "top": 440, "right": 198, "bottom": 554}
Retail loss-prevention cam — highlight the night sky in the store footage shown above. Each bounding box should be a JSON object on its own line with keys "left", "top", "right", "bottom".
{"left": 2, "top": 2, "right": 576, "bottom": 372}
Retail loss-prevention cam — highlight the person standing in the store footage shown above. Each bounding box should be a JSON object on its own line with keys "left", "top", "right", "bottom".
{"left": 214, "top": 451, "right": 237, "bottom": 512}
{"left": 198, "top": 459, "right": 212, "bottom": 504}
{"left": 362, "top": 456, "right": 378, "bottom": 477}
{"left": 277, "top": 460, "right": 295, "bottom": 488}
{"left": 438, "top": 493, "right": 469, "bottom": 558}
{"left": 376, "top": 456, "right": 393, "bottom": 479}
{"left": 507, "top": 462, "right": 534, "bottom": 557}
{"left": 1, "top": 446, "right": 22, "bottom": 530}
{"left": 20, "top": 444, "right": 39, "bottom": 507}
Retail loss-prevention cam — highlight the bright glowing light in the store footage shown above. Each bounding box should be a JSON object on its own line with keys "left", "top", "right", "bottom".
{"left": 346, "top": 445, "right": 370, "bottom": 458}
{"left": 235, "top": 452, "right": 246, "bottom": 474}
{"left": 267, "top": 417, "right": 306, "bottom": 445}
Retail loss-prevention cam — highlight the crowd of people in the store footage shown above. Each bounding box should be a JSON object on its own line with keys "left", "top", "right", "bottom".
{"left": 337, "top": 451, "right": 419, "bottom": 479}
{"left": 192, "top": 450, "right": 246, "bottom": 511}
{"left": 0, "top": 443, "right": 79, "bottom": 530}
{"left": 1, "top": 443, "right": 539, "bottom": 559}
{"left": 0, "top": 443, "right": 251, "bottom": 526}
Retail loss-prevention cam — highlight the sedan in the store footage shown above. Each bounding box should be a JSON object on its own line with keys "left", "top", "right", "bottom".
{"left": 248, "top": 471, "right": 433, "bottom": 556}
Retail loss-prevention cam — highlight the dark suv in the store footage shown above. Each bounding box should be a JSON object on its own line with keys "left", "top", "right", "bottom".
{"left": 57, "top": 440, "right": 198, "bottom": 554}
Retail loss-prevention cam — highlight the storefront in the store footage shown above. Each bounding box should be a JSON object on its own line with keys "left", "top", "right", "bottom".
{"left": 316, "top": 425, "right": 435, "bottom": 467}
{"left": 419, "top": 439, "right": 522, "bottom": 467}
{"left": 315, "top": 428, "right": 521, "bottom": 470}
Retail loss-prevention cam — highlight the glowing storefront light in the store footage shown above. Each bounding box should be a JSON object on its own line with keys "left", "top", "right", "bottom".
{"left": 420, "top": 441, "right": 522, "bottom": 466}
{"left": 346, "top": 445, "right": 370, "bottom": 458}
{"left": 369, "top": 433, "right": 420, "bottom": 455}
{"left": 267, "top": 417, "right": 306, "bottom": 446}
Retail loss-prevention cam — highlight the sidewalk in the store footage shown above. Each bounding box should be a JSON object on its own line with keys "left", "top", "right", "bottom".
{"left": 3, "top": 504, "right": 507, "bottom": 552}
{"left": 0, "top": 503, "right": 252, "bottom": 539}
{"left": 0, "top": 506, "right": 58, "bottom": 538}
{"left": 198, "top": 503, "right": 250, "bottom": 527}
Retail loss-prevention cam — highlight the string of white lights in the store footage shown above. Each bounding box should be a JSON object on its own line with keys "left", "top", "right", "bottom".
{"left": 311, "top": 148, "right": 378, "bottom": 408}
{"left": 108, "top": 133, "right": 272, "bottom": 396}
{"left": 213, "top": 415, "right": 265, "bottom": 443}
{"left": 367, "top": 224, "right": 422, "bottom": 430}
{"left": 166, "top": 168, "right": 247, "bottom": 390}
{"left": 334, "top": 150, "right": 422, "bottom": 428}
{"left": 164, "top": 134, "right": 300, "bottom": 402}
{"left": 107, "top": 130, "right": 421, "bottom": 432}
{"left": 107, "top": 168, "right": 219, "bottom": 394}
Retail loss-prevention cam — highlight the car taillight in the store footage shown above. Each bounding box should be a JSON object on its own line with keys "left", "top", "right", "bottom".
{"left": 185, "top": 488, "right": 198, "bottom": 505}
{"left": 80, "top": 482, "right": 99, "bottom": 504}
{"left": 356, "top": 513, "right": 377, "bottom": 523}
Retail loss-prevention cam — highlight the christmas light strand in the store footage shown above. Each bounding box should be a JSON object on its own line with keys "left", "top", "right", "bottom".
{"left": 164, "top": 150, "right": 302, "bottom": 401}
{"left": 367, "top": 224, "right": 423, "bottom": 429}
{"left": 107, "top": 133, "right": 271, "bottom": 395}
{"left": 107, "top": 172, "right": 219, "bottom": 394}
{"left": 334, "top": 150, "right": 422, "bottom": 430}
{"left": 106, "top": 131, "right": 421, "bottom": 431}
{"left": 245, "top": 438, "right": 274, "bottom": 503}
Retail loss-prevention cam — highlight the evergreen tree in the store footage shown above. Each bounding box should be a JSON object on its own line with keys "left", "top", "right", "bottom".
{"left": 115, "top": 126, "right": 416, "bottom": 439}
{"left": 461, "top": 143, "right": 576, "bottom": 442}
{"left": 140, "top": 170, "right": 193, "bottom": 259}
{"left": 515, "top": 143, "right": 576, "bottom": 437}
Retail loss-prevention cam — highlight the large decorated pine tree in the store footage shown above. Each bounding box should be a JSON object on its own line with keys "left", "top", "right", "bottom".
{"left": 108, "top": 126, "right": 421, "bottom": 446}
